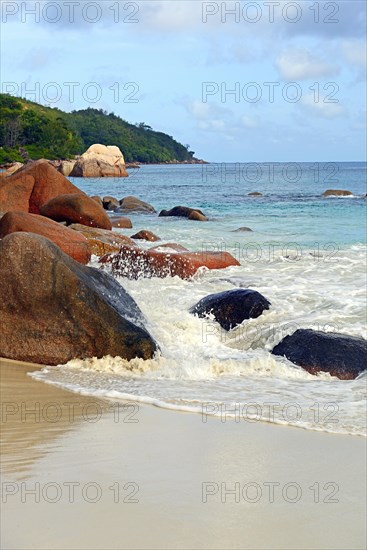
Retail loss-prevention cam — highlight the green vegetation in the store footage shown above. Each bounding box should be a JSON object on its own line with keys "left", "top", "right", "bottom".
{"left": 0, "top": 94, "right": 196, "bottom": 164}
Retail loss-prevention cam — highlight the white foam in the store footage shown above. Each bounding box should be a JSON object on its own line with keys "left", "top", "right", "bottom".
{"left": 30, "top": 244, "right": 367, "bottom": 436}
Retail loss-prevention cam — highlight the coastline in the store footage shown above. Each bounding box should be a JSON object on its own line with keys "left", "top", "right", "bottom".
{"left": 1, "top": 357, "right": 366, "bottom": 550}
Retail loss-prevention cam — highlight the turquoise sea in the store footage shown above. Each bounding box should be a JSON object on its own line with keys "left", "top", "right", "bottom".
{"left": 32, "top": 162, "right": 367, "bottom": 436}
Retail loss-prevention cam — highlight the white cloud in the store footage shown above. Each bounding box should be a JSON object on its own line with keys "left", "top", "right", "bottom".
{"left": 341, "top": 40, "right": 367, "bottom": 71}
{"left": 300, "top": 93, "right": 347, "bottom": 119}
{"left": 276, "top": 48, "right": 339, "bottom": 80}
{"left": 241, "top": 115, "right": 261, "bottom": 129}
{"left": 140, "top": 1, "right": 202, "bottom": 31}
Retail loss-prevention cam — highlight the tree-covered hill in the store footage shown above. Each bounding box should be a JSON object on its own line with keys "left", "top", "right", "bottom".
{"left": 0, "top": 94, "right": 196, "bottom": 164}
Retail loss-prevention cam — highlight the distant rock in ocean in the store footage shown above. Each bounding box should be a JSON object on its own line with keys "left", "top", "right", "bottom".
{"left": 118, "top": 196, "right": 156, "bottom": 214}
{"left": 159, "top": 205, "right": 208, "bottom": 221}
{"left": 131, "top": 230, "right": 161, "bottom": 242}
{"left": 232, "top": 226, "right": 253, "bottom": 232}
{"left": 70, "top": 144, "right": 128, "bottom": 178}
{"left": 322, "top": 189, "right": 353, "bottom": 197}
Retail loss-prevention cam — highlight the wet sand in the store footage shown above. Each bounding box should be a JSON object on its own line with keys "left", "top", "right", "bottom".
{"left": 1, "top": 358, "right": 366, "bottom": 550}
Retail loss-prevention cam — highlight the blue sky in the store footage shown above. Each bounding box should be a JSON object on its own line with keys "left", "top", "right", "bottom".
{"left": 1, "top": 0, "right": 366, "bottom": 161}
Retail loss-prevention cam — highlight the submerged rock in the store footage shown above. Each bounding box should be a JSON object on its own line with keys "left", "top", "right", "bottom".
{"left": 131, "top": 230, "right": 160, "bottom": 242}
{"left": 0, "top": 211, "right": 91, "bottom": 264}
{"left": 322, "top": 189, "right": 353, "bottom": 197}
{"left": 190, "top": 289, "right": 271, "bottom": 330}
{"left": 40, "top": 193, "right": 112, "bottom": 230}
{"left": 272, "top": 329, "right": 367, "bottom": 380}
{"left": 0, "top": 233, "right": 157, "bottom": 365}
{"left": 159, "top": 205, "right": 208, "bottom": 221}
{"left": 232, "top": 226, "right": 253, "bottom": 232}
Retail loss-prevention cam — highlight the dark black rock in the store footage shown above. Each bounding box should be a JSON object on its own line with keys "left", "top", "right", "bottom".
{"left": 158, "top": 206, "right": 207, "bottom": 220}
{"left": 190, "top": 289, "right": 271, "bottom": 331}
{"left": 272, "top": 329, "right": 367, "bottom": 380}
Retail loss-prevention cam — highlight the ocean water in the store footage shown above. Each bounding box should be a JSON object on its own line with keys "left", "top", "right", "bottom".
{"left": 31, "top": 162, "right": 367, "bottom": 436}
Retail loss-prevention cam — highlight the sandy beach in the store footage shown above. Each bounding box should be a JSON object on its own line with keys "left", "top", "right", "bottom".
{"left": 1, "top": 357, "right": 366, "bottom": 550}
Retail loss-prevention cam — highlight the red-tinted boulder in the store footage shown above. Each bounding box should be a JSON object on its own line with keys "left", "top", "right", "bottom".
{"left": 131, "top": 230, "right": 161, "bottom": 242}
{"left": 0, "top": 232, "right": 157, "bottom": 365}
{"left": 14, "top": 160, "right": 84, "bottom": 214}
{"left": 69, "top": 223, "right": 135, "bottom": 256}
{"left": 107, "top": 246, "right": 240, "bottom": 279}
{"left": 90, "top": 195, "right": 103, "bottom": 207}
{"left": 40, "top": 193, "right": 112, "bottom": 230}
{"left": 150, "top": 243, "right": 189, "bottom": 253}
{"left": 0, "top": 211, "right": 91, "bottom": 264}
{"left": 0, "top": 174, "right": 35, "bottom": 212}
{"left": 111, "top": 216, "right": 133, "bottom": 229}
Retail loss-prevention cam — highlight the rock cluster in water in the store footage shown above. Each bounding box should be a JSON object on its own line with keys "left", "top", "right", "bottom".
{"left": 0, "top": 160, "right": 365, "bottom": 379}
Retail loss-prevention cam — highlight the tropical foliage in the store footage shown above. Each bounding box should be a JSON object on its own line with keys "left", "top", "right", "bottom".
{"left": 0, "top": 94, "right": 195, "bottom": 164}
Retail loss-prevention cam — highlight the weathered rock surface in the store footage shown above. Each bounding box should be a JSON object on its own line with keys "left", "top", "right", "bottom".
{"left": 106, "top": 247, "right": 240, "bottom": 279}
{"left": 150, "top": 243, "right": 189, "bottom": 253}
{"left": 190, "top": 289, "right": 271, "bottom": 330}
{"left": 13, "top": 160, "right": 83, "bottom": 214}
{"left": 272, "top": 329, "right": 367, "bottom": 380}
{"left": 0, "top": 211, "right": 91, "bottom": 264}
{"left": 40, "top": 193, "right": 112, "bottom": 230}
{"left": 90, "top": 195, "right": 103, "bottom": 207}
{"left": 322, "top": 189, "right": 353, "bottom": 197}
{"left": 111, "top": 216, "right": 133, "bottom": 229}
{"left": 0, "top": 174, "right": 35, "bottom": 212}
{"left": 118, "top": 196, "right": 156, "bottom": 214}
{"left": 232, "top": 226, "right": 253, "bottom": 232}
{"left": 103, "top": 196, "right": 120, "bottom": 211}
{"left": 70, "top": 144, "right": 128, "bottom": 178}
{"left": 59, "top": 160, "right": 76, "bottom": 177}
{"left": 2, "top": 162, "right": 24, "bottom": 175}
{"left": 69, "top": 223, "right": 135, "bottom": 255}
{"left": 131, "top": 230, "right": 160, "bottom": 242}
{"left": 0, "top": 232, "right": 157, "bottom": 365}
{"left": 159, "top": 205, "right": 208, "bottom": 221}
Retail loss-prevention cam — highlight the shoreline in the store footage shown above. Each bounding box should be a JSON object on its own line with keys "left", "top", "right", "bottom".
{"left": 1, "top": 358, "right": 366, "bottom": 550}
